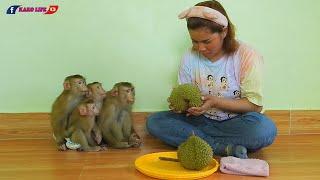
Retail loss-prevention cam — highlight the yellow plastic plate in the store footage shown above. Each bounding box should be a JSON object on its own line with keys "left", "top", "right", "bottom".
{"left": 135, "top": 151, "right": 219, "bottom": 179}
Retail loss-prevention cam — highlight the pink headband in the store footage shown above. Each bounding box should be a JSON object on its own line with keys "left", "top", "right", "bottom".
{"left": 178, "top": 6, "right": 228, "bottom": 28}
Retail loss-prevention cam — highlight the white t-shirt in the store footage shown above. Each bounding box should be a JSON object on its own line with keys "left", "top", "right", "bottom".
{"left": 178, "top": 42, "right": 263, "bottom": 121}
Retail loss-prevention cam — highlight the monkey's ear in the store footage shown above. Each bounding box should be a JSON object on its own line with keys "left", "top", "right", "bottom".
{"left": 79, "top": 105, "right": 88, "bottom": 116}
{"left": 63, "top": 81, "right": 71, "bottom": 90}
{"left": 110, "top": 87, "right": 118, "bottom": 97}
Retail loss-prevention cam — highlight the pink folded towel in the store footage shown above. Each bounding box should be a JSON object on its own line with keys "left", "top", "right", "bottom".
{"left": 220, "top": 156, "right": 269, "bottom": 177}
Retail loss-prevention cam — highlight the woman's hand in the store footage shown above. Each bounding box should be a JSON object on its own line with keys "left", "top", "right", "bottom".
{"left": 186, "top": 95, "right": 218, "bottom": 116}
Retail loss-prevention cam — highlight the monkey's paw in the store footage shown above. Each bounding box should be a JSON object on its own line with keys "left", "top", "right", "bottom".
{"left": 129, "top": 133, "right": 140, "bottom": 141}
{"left": 129, "top": 134, "right": 142, "bottom": 148}
{"left": 130, "top": 141, "right": 142, "bottom": 148}
{"left": 93, "top": 133, "right": 102, "bottom": 145}
{"left": 100, "top": 144, "right": 108, "bottom": 151}
{"left": 91, "top": 129, "right": 102, "bottom": 145}
{"left": 57, "top": 143, "right": 67, "bottom": 151}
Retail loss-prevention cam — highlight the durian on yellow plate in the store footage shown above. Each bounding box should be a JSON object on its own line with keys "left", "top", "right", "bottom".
{"left": 135, "top": 151, "right": 219, "bottom": 179}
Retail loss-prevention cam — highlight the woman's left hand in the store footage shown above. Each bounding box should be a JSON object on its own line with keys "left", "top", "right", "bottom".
{"left": 186, "top": 95, "right": 218, "bottom": 116}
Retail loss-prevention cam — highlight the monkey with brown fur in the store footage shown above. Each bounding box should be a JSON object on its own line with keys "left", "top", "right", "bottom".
{"left": 51, "top": 74, "right": 88, "bottom": 151}
{"left": 87, "top": 82, "right": 107, "bottom": 111}
{"left": 66, "top": 100, "right": 102, "bottom": 151}
{"left": 86, "top": 82, "right": 107, "bottom": 145}
{"left": 98, "top": 82, "right": 142, "bottom": 148}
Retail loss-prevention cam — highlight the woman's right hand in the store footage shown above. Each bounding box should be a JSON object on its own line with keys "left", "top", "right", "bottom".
{"left": 186, "top": 95, "right": 216, "bottom": 116}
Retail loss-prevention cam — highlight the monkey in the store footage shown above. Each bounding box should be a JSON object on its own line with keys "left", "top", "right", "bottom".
{"left": 64, "top": 82, "right": 106, "bottom": 150}
{"left": 87, "top": 82, "right": 107, "bottom": 110}
{"left": 66, "top": 100, "right": 101, "bottom": 151}
{"left": 65, "top": 82, "right": 107, "bottom": 150}
{"left": 50, "top": 74, "right": 88, "bottom": 151}
{"left": 98, "top": 82, "right": 142, "bottom": 149}
{"left": 86, "top": 82, "right": 107, "bottom": 145}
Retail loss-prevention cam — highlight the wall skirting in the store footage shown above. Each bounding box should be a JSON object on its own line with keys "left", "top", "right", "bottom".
{"left": 0, "top": 111, "right": 319, "bottom": 140}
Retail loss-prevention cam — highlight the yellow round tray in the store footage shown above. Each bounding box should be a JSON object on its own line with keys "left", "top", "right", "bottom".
{"left": 135, "top": 151, "right": 219, "bottom": 179}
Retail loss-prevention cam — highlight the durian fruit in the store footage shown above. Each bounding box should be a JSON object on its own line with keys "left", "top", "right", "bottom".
{"left": 177, "top": 132, "right": 213, "bottom": 170}
{"left": 159, "top": 132, "right": 213, "bottom": 171}
{"left": 168, "top": 84, "right": 202, "bottom": 112}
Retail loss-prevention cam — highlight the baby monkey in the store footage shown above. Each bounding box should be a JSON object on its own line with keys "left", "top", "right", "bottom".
{"left": 67, "top": 100, "right": 101, "bottom": 151}
{"left": 87, "top": 82, "right": 107, "bottom": 145}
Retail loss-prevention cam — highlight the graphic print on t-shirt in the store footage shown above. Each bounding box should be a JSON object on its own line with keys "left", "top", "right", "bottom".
{"left": 220, "top": 76, "right": 229, "bottom": 91}
{"left": 207, "top": 74, "right": 215, "bottom": 95}
{"left": 233, "top": 90, "right": 241, "bottom": 99}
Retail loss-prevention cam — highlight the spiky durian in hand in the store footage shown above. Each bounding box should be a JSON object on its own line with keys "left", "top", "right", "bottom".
{"left": 177, "top": 133, "right": 213, "bottom": 170}
{"left": 168, "top": 84, "right": 202, "bottom": 112}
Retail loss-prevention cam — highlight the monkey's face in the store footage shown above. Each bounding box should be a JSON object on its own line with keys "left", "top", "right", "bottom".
{"left": 119, "top": 86, "right": 135, "bottom": 105}
{"left": 86, "top": 103, "right": 99, "bottom": 116}
{"left": 71, "top": 78, "right": 88, "bottom": 95}
{"left": 91, "top": 84, "right": 106, "bottom": 99}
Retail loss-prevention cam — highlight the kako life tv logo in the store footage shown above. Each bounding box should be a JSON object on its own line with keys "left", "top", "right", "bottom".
{"left": 6, "top": 5, "right": 59, "bottom": 15}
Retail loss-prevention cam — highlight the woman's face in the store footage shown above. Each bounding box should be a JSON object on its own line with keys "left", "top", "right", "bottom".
{"left": 188, "top": 27, "right": 226, "bottom": 59}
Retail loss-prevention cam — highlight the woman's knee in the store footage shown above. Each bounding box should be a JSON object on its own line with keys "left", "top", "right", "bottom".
{"left": 243, "top": 112, "right": 277, "bottom": 139}
{"left": 146, "top": 112, "right": 165, "bottom": 135}
{"left": 146, "top": 111, "right": 203, "bottom": 147}
{"left": 146, "top": 111, "right": 180, "bottom": 135}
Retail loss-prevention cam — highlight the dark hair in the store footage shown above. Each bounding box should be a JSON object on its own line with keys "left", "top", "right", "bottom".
{"left": 187, "top": 0, "right": 239, "bottom": 54}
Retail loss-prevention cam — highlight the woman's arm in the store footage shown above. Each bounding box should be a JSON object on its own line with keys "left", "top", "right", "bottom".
{"left": 210, "top": 96, "right": 262, "bottom": 113}
{"left": 187, "top": 95, "right": 262, "bottom": 116}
